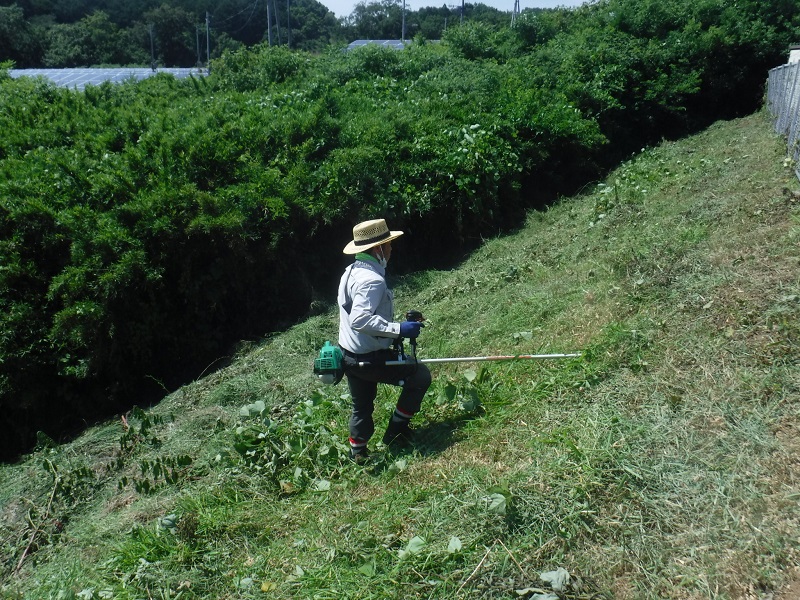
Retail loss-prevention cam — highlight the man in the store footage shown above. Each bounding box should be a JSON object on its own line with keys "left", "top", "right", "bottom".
{"left": 338, "top": 219, "right": 432, "bottom": 463}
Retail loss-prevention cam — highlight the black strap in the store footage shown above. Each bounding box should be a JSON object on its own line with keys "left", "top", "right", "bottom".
{"left": 341, "top": 261, "right": 382, "bottom": 316}
{"left": 342, "top": 347, "right": 398, "bottom": 365}
{"left": 341, "top": 264, "right": 354, "bottom": 314}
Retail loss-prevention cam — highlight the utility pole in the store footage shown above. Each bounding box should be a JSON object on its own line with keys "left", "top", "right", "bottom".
{"left": 196, "top": 25, "right": 201, "bottom": 67}
{"left": 205, "top": 11, "right": 211, "bottom": 72}
{"left": 402, "top": 0, "right": 406, "bottom": 41}
{"left": 461, "top": 0, "right": 464, "bottom": 24}
{"left": 287, "top": 0, "right": 291, "bottom": 48}
{"left": 511, "top": 0, "right": 519, "bottom": 26}
{"left": 148, "top": 23, "right": 156, "bottom": 71}
{"left": 266, "top": 0, "right": 272, "bottom": 45}
{"left": 274, "top": 0, "right": 281, "bottom": 46}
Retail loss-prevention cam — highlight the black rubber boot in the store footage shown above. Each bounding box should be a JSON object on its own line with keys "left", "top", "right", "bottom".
{"left": 349, "top": 446, "right": 370, "bottom": 464}
{"left": 382, "top": 420, "right": 414, "bottom": 447}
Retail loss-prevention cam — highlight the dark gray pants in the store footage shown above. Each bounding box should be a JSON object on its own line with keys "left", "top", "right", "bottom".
{"left": 344, "top": 350, "right": 432, "bottom": 443}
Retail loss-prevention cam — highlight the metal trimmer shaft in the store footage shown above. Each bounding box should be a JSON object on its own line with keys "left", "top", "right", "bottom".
{"left": 359, "top": 353, "right": 581, "bottom": 367}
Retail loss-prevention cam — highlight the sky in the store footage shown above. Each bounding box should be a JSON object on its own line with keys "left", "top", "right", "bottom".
{"left": 320, "top": 0, "right": 587, "bottom": 20}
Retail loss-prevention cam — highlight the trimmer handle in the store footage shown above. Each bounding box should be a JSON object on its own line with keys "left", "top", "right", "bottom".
{"left": 403, "top": 310, "right": 425, "bottom": 355}
{"left": 405, "top": 310, "right": 425, "bottom": 323}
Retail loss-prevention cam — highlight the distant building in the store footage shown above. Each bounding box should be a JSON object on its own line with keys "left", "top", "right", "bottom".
{"left": 8, "top": 68, "right": 206, "bottom": 91}
{"left": 789, "top": 44, "right": 800, "bottom": 63}
{"left": 345, "top": 39, "right": 440, "bottom": 51}
{"left": 346, "top": 40, "right": 410, "bottom": 51}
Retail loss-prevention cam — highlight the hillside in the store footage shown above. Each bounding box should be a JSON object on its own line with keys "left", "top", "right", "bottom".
{"left": 1, "top": 109, "right": 799, "bottom": 599}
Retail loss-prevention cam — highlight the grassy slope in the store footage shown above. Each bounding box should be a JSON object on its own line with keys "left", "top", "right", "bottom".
{"left": 1, "top": 109, "right": 799, "bottom": 599}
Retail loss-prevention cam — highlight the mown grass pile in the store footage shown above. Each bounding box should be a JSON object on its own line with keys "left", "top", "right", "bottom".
{"left": 1, "top": 109, "right": 799, "bottom": 599}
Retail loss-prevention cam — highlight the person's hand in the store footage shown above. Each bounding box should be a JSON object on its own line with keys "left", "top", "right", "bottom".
{"left": 399, "top": 321, "right": 423, "bottom": 338}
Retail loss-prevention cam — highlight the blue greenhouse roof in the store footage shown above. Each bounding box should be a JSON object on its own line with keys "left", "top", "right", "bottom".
{"left": 8, "top": 67, "right": 207, "bottom": 91}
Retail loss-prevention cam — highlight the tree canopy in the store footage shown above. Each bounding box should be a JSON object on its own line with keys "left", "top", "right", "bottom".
{"left": 0, "top": 0, "right": 525, "bottom": 66}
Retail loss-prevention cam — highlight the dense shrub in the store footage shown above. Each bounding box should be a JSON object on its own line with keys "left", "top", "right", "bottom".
{"left": 212, "top": 45, "right": 311, "bottom": 91}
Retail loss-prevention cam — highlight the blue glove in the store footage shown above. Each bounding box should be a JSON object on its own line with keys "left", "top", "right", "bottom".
{"left": 399, "top": 321, "right": 423, "bottom": 338}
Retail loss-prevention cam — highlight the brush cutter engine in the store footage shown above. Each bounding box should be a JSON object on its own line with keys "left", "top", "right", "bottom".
{"left": 314, "top": 341, "right": 345, "bottom": 385}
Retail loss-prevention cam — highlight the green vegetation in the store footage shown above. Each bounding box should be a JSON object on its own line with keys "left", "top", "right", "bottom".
{"left": 2, "top": 0, "right": 796, "bottom": 460}
{"left": 1, "top": 0, "right": 526, "bottom": 66}
{"left": 1, "top": 0, "right": 341, "bottom": 64}
{"left": 3, "top": 1, "right": 799, "bottom": 596}
{"left": 2, "top": 108, "right": 799, "bottom": 598}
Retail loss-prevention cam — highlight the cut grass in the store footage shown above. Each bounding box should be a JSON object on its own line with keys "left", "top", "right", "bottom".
{"left": 1, "top": 109, "right": 799, "bottom": 599}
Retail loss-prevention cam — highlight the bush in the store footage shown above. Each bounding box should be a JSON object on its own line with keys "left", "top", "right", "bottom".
{"left": 212, "top": 44, "right": 310, "bottom": 91}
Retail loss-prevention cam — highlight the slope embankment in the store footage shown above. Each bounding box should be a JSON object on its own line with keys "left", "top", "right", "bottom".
{"left": 1, "top": 109, "right": 798, "bottom": 599}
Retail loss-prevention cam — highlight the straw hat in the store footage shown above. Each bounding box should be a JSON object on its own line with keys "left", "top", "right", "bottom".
{"left": 343, "top": 219, "right": 404, "bottom": 254}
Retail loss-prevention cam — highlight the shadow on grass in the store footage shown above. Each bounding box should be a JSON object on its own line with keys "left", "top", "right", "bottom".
{"left": 362, "top": 408, "right": 485, "bottom": 474}
{"left": 415, "top": 409, "right": 484, "bottom": 455}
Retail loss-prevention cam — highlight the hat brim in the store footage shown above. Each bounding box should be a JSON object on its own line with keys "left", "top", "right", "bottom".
{"left": 343, "top": 231, "right": 404, "bottom": 254}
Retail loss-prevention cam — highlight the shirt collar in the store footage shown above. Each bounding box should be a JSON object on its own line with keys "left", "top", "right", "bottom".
{"left": 355, "top": 252, "right": 377, "bottom": 263}
{"left": 354, "top": 252, "right": 385, "bottom": 276}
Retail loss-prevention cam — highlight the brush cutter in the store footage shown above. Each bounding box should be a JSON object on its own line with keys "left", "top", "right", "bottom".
{"left": 313, "top": 311, "right": 581, "bottom": 385}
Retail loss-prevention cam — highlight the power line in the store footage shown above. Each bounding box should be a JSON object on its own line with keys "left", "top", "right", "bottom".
{"left": 210, "top": 0, "right": 260, "bottom": 28}
{"left": 217, "top": 0, "right": 261, "bottom": 35}
{"left": 206, "top": 0, "right": 259, "bottom": 33}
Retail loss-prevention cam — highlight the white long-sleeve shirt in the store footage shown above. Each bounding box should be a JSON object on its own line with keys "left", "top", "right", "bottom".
{"left": 337, "top": 255, "right": 401, "bottom": 354}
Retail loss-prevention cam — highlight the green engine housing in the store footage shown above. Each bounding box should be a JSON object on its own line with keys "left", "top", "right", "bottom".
{"left": 313, "top": 341, "right": 344, "bottom": 385}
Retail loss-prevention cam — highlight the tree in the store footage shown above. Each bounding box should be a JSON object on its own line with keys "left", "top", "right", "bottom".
{"left": 42, "top": 11, "right": 132, "bottom": 67}
{"left": 442, "top": 19, "right": 500, "bottom": 60}
{"left": 80, "top": 10, "right": 126, "bottom": 65}
{"left": 414, "top": 5, "right": 452, "bottom": 40}
{"left": 280, "top": 0, "right": 344, "bottom": 51}
{"left": 42, "top": 22, "right": 85, "bottom": 67}
{"left": 117, "top": 21, "right": 154, "bottom": 66}
{"left": 0, "top": 4, "right": 43, "bottom": 67}
{"left": 344, "top": 0, "right": 404, "bottom": 40}
{"left": 52, "top": 0, "right": 91, "bottom": 22}
{"left": 463, "top": 2, "right": 510, "bottom": 28}
{"left": 513, "top": 8, "right": 566, "bottom": 48}
{"left": 144, "top": 3, "right": 196, "bottom": 66}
